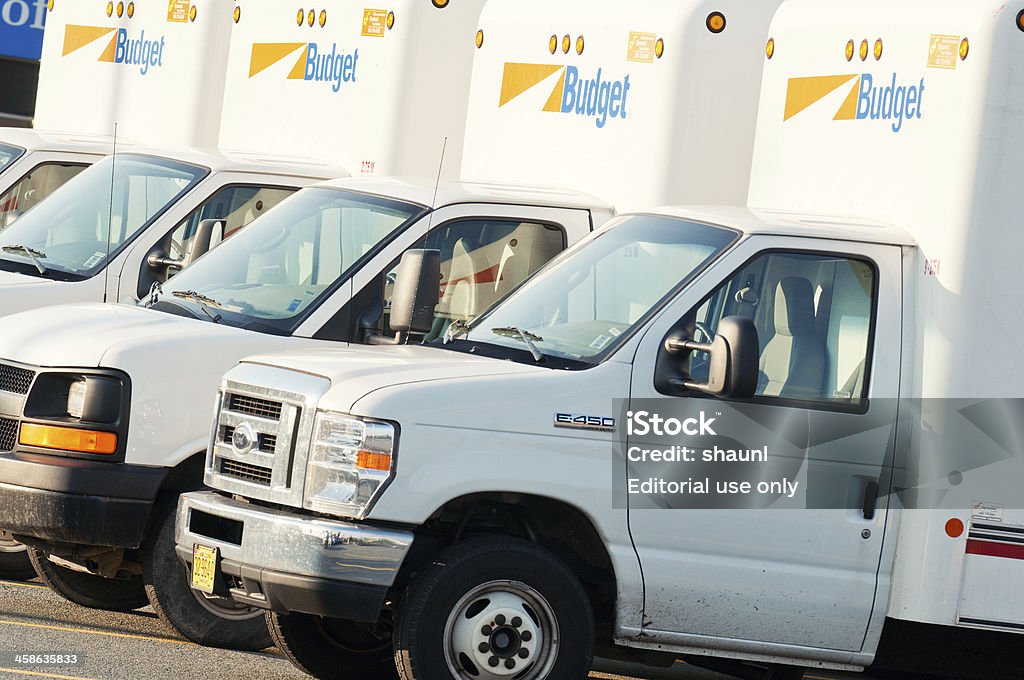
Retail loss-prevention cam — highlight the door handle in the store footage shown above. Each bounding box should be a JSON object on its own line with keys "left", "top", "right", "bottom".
{"left": 862, "top": 479, "right": 879, "bottom": 520}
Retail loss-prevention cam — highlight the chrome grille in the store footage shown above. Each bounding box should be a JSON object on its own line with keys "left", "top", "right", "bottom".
{"left": 222, "top": 425, "right": 277, "bottom": 453}
{"left": 226, "top": 394, "right": 282, "bottom": 421}
{"left": 220, "top": 459, "right": 272, "bottom": 486}
{"left": 0, "top": 418, "right": 16, "bottom": 452}
{"left": 0, "top": 365, "right": 34, "bottom": 395}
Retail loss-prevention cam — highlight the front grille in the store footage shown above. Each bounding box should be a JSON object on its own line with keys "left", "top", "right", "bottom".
{"left": 220, "top": 459, "right": 273, "bottom": 486}
{"left": 0, "top": 418, "right": 17, "bottom": 452}
{"left": 222, "top": 426, "right": 277, "bottom": 453}
{"left": 227, "top": 393, "right": 282, "bottom": 421}
{"left": 0, "top": 365, "right": 34, "bottom": 395}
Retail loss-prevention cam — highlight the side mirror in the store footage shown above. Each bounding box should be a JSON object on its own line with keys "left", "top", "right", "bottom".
{"left": 148, "top": 219, "right": 225, "bottom": 272}
{"left": 366, "top": 249, "right": 441, "bottom": 345}
{"left": 664, "top": 316, "right": 759, "bottom": 398}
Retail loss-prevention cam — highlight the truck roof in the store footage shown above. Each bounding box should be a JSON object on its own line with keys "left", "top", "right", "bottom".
{"left": 653, "top": 205, "right": 916, "bottom": 246}
{"left": 315, "top": 175, "right": 611, "bottom": 212}
{"left": 114, "top": 146, "right": 348, "bottom": 180}
{"left": 0, "top": 128, "right": 137, "bottom": 156}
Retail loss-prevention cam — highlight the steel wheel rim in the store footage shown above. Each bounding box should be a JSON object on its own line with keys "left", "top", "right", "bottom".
{"left": 0, "top": 531, "right": 26, "bottom": 554}
{"left": 444, "top": 579, "right": 559, "bottom": 680}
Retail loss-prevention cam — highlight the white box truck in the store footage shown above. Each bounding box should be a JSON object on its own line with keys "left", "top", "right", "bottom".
{"left": 175, "top": 1, "right": 1024, "bottom": 678}
{"left": 0, "top": 0, "right": 236, "bottom": 233}
{"left": 0, "top": 0, "right": 781, "bottom": 654}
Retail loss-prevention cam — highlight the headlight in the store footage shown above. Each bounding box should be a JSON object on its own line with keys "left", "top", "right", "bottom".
{"left": 67, "top": 380, "right": 87, "bottom": 419}
{"left": 26, "top": 373, "right": 124, "bottom": 424}
{"left": 304, "top": 412, "right": 396, "bottom": 518}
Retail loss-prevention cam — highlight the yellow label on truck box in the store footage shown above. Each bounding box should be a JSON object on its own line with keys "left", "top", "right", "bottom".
{"left": 167, "top": 0, "right": 190, "bottom": 23}
{"left": 928, "top": 34, "right": 959, "bottom": 69}
{"left": 627, "top": 32, "right": 656, "bottom": 63}
{"left": 362, "top": 9, "right": 387, "bottom": 37}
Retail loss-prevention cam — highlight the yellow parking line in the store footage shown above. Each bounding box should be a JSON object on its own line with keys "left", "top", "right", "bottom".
{"left": 0, "top": 580, "right": 47, "bottom": 589}
{"left": 0, "top": 619, "right": 194, "bottom": 647}
{"left": 0, "top": 668, "right": 94, "bottom": 680}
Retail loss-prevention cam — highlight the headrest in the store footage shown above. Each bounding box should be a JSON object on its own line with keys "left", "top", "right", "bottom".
{"left": 773, "top": 276, "right": 816, "bottom": 337}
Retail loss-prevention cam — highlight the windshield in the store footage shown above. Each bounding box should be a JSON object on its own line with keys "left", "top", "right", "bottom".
{"left": 0, "top": 154, "right": 205, "bottom": 279}
{"left": 157, "top": 187, "right": 424, "bottom": 333}
{"left": 457, "top": 215, "right": 738, "bottom": 364}
{"left": 0, "top": 143, "right": 23, "bottom": 172}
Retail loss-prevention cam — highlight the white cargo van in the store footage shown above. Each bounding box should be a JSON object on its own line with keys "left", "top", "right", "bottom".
{"left": 176, "top": 2, "right": 1024, "bottom": 678}
{"left": 0, "top": 0, "right": 781, "bottom": 654}
{"left": 0, "top": 0, "right": 235, "bottom": 234}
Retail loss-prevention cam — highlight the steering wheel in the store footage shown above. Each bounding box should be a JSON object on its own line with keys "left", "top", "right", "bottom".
{"left": 694, "top": 322, "right": 715, "bottom": 343}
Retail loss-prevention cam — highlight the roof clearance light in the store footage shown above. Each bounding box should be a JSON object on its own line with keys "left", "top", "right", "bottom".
{"left": 960, "top": 37, "right": 970, "bottom": 60}
{"left": 116, "top": 1, "right": 123, "bottom": 17}
{"left": 190, "top": 4, "right": 197, "bottom": 21}
{"left": 576, "top": 35, "right": 584, "bottom": 55}
{"left": 47, "top": 0, "right": 53, "bottom": 11}
{"left": 549, "top": 34, "right": 557, "bottom": 54}
{"left": 126, "top": 1, "right": 133, "bottom": 18}
{"left": 386, "top": 11, "right": 395, "bottom": 29}
{"left": 1018, "top": 10, "right": 1024, "bottom": 32}
{"left": 233, "top": 6, "right": 240, "bottom": 23}
{"left": 307, "top": 9, "right": 314, "bottom": 27}
{"left": 706, "top": 11, "right": 726, "bottom": 34}
{"left": 655, "top": 37, "right": 664, "bottom": 59}
{"left": 106, "top": 1, "right": 113, "bottom": 17}
{"left": 859, "top": 39, "right": 869, "bottom": 61}
{"left": 432, "top": 0, "right": 450, "bottom": 8}
{"left": 945, "top": 518, "right": 965, "bottom": 538}
{"left": 475, "top": 29, "right": 484, "bottom": 49}
{"left": 561, "top": 34, "right": 571, "bottom": 54}
{"left": 765, "top": 37, "right": 775, "bottom": 59}
{"left": 845, "top": 39, "right": 855, "bottom": 61}
{"left": 319, "top": 9, "right": 326, "bottom": 27}
{"left": 296, "top": 8, "right": 304, "bottom": 26}
{"left": 874, "top": 38, "right": 883, "bottom": 60}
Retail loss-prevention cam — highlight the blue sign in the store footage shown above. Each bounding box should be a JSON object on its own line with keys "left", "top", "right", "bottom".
{"left": 0, "top": 0, "right": 47, "bottom": 61}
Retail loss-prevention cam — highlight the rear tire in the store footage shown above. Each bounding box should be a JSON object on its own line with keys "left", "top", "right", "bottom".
{"left": 0, "top": 532, "right": 35, "bottom": 581}
{"left": 28, "top": 547, "right": 149, "bottom": 611}
{"left": 394, "top": 536, "right": 595, "bottom": 680}
{"left": 268, "top": 611, "right": 398, "bottom": 680}
{"left": 142, "top": 495, "right": 271, "bottom": 650}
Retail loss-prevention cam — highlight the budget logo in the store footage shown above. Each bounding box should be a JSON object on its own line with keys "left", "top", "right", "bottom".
{"left": 784, "top": 73, "right": 925, "bottom": 133}
{"left": 249, "top": 42, "right": 359, "bottom": 93}
{"left": 499, "top": 62, "right": 631, "bottom": 129}
{"left": 62, "top": 24, "right": 166, "bottom": 75}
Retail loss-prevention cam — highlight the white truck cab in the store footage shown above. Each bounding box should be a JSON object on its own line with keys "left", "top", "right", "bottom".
{"left": 0, "top": 0, "right": 235, "bottom": 232}
{"left": 177, "top": 1, "right": 1024, "bottom": 679}
{"left": 0, "top": 0, "right": 782, "bottom": 656}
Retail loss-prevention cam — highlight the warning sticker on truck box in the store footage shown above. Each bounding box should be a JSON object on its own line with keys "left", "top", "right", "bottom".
{"left": 167, "top": 0, "right": 191, "bottom": 23}
{"left": 626, "top": 32, "right": 656, "bottom": 63}
{"left": 927, "top": 34, "right": 959, "bottom": 69}
{"left": 362, "top": 9, "right": 387, "bottom": 37}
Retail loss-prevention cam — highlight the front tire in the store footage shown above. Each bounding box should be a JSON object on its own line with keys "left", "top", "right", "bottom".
{"left": 143, "top": 495, "right": 271, "bottom": 650}
{"left": 268, "top": 611, "right": 398, "bottom": 680}
{"left": 394, "top": 536, "right": 595, "bottom": 680}
{"left": 28, "top": 547, "right": 149, "bottom": 611}
{"left": 0, "top": 531, "right": 35, "bottom": 580}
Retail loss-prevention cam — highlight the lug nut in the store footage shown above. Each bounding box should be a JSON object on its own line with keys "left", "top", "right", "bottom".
{"left": 488, "top": 656, "right": 500, "bottom": 667}
{"left": 478, "top": 642, "right": 489, "bottom": 653}
{"left": 518, "top": 648, "right": 529, "bottom": 659}
{"left": 495, "top": 614, "right": 506, "bottom": 625}
{"left": 482, "top": 625, "right": 493, "bottom": 635}
{"left": 505, "top": 659, "right": 516, "bottom": 670}
{"left": 511, "top": 616, "right": 522, "bottom": 628}
{"left": 521, "top": 630, "right": 533, "bottom": 642}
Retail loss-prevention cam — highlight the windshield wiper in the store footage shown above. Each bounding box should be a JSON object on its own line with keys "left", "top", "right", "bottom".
{"left": 443, "top": 319, "right": 469, "bottom": 344}
{"left": 2, "top": 244, "right": 47, "bottom": 274}
{"left": 491, "top": 326, "right": 544, "bottom": 362}
{"left": 171, "top": 290, "right": 224, "bottom": 324}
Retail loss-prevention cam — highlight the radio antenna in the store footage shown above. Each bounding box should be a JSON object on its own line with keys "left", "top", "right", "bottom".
{"left": 103, "top": 122, "right": 117, "bottom": 303}
{"left": 424, "top": 136, "right": 448, "bottom": 242}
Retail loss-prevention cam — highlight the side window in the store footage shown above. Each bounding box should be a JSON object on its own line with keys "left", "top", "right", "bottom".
{"left": 0, "top": 163, "right": 88, "bottom": 229}
{"left": 684, "top": 251, "right": 876, "bottom": 405}
{"left": 165, "top": 185, "right": 295, "bottom": 264}
{"left": 362, "top": 219, "right": 566, "bottom": 341}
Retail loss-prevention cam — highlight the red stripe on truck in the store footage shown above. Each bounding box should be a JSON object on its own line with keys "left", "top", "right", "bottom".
{"left": 966, "top": 539, "right": 1024, "bottom": 560}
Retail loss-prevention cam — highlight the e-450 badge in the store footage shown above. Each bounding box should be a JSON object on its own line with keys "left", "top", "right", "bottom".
{"left": 554, "top": 413, "right": 615, "bottom": 432}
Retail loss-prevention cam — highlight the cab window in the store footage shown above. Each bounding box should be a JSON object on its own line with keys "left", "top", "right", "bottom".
{"left": 0, "top": 163, "right": 89, "bottom": 230}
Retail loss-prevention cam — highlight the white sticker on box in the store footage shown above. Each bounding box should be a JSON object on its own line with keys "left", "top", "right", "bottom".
{"left": 971, "top": 501, "right": 1003, "bottom": 522}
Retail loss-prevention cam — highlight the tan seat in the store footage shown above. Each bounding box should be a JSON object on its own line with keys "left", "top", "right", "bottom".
{"left": 759, "top": 276, "right": 827, "bottom": 399}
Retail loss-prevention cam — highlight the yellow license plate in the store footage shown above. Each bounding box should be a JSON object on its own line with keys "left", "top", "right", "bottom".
{"left": 191, "top": 544, "right": 218, "bottom": 594}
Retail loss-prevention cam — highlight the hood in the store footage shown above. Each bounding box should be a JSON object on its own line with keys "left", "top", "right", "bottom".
{"left": 0, "top": 303, "right": 261, "bottom": 367}
{"left": 242, "top": 344, "right": 544, "bottom": 413}
{"left": 0, "top": 269, "right": 46, "bottom": 286}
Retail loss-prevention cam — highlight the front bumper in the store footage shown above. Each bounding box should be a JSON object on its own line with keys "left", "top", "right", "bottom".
{"left": 175, "top": 491, "right": 414, "bottom": 622}
{"left": 0, "top": 452, "right": 166, "bottom": 548}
